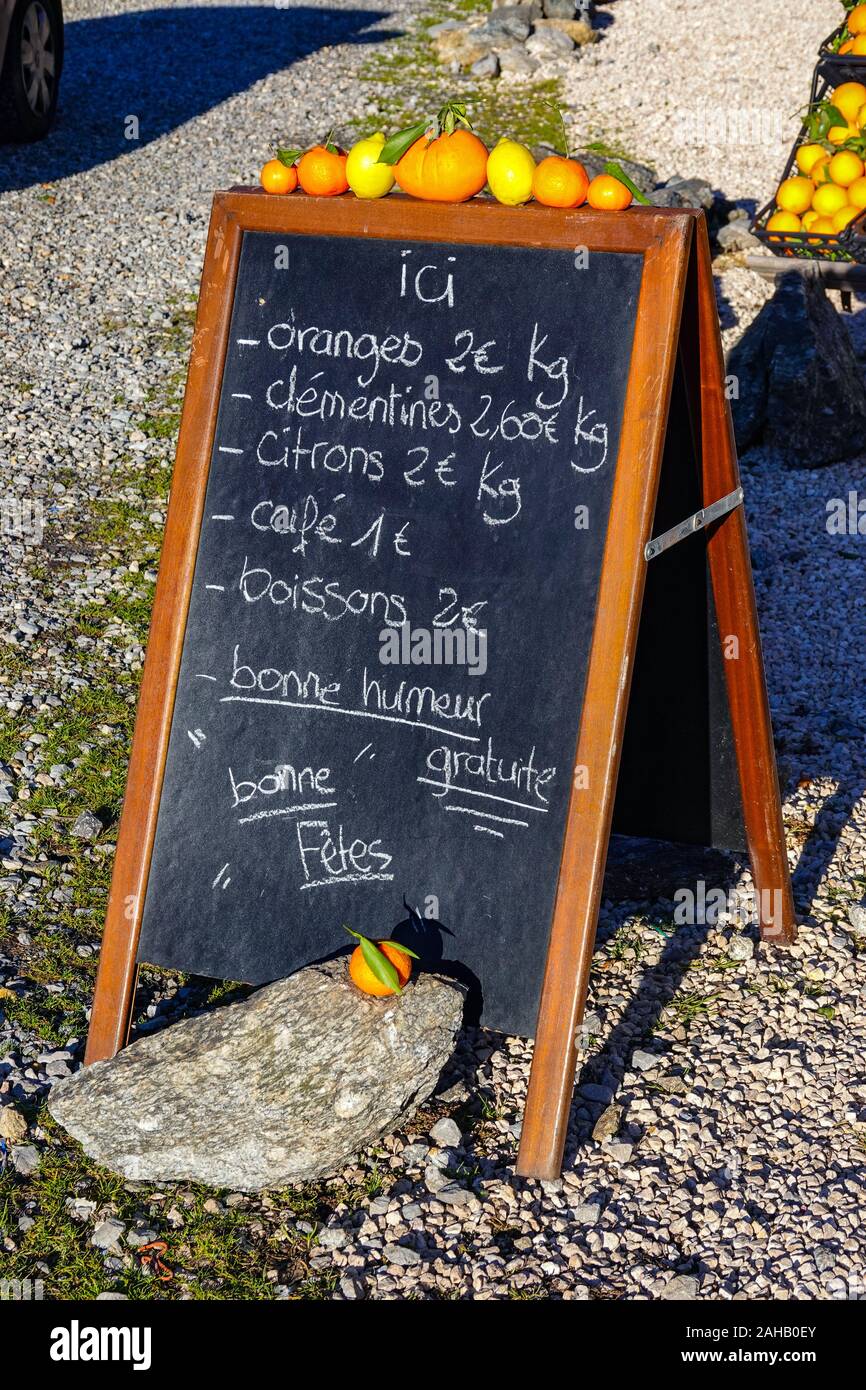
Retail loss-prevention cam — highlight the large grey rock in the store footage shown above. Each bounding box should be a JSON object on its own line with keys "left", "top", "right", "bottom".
{"left": 526, "top": 26, "right": 574, "bottom": 56}
{"left": 50, "top": 961, "right": 465, "bottom": 1190}
{"left": 727, "top": 271, "right": 866, "bottom": 466}
{"left": 70, "top": 809, "right": 103, "bottom": 840}
{"left": 534, "top": 17, "right": 597, "bottom": 45}
{"left": 481, "top": 7, "right": 533, "bottom": 41}
{"left": 575, "top": 151, "right": 658, "bottom": 193}
{"left": 542, "top": 0, "right": 578, "bottom": 16}
{"left": 649, "top": 174, "right": 714, "bottom": 210}
{"left": 715, "top": 220, "right": 760, "bottom": 253}
{"left": 471, "top": 52, "right": 500, "bottom": 78}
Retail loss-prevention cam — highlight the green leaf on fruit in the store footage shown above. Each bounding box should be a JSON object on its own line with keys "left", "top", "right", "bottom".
{"left": 276, "top": 148, "right": 301, "bottom": 167}
{"left": 343, "top": 924, "right": 405, "bottom": 994}
{"left": 604, "top": 161, "right": 651, "bottom": 205}
{"left": 379, "top": 939, "right": 419, "bottom": 959}
{"left": 377, "top": 120, "right": 428, "bottom": 166}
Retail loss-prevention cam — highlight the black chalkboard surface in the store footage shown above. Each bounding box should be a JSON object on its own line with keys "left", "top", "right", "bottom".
{"left": 136, "top": 230, "right": 642, "bottom": 1037}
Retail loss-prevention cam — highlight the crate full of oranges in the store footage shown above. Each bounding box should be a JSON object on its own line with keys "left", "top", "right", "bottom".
{"left": 751, "top": 78, "right": 866, "bottom": 262}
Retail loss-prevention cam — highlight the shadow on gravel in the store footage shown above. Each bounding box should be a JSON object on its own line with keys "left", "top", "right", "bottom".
{"left": 0, "top": 4, "right": 395, "bottom": 192}
{"left": 557, "top": 837, "right": 750, "bottom": 1168}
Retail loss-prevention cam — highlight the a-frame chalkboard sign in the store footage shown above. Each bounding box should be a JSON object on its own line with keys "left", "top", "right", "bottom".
{"left": 84, "top": 192, "right": 795, "bottom": 1181}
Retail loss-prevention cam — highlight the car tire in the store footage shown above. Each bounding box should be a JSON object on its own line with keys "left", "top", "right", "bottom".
{"left": 0, "top": 0, "right": 64, "bottom": 143}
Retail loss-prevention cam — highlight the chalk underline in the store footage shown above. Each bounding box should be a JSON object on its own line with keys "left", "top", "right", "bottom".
{"left": 300, "top": 872, "right": 395, "bottom": 891}
{"left": 237, "top": 801, "right": 337, "bottom": 826}
{"left": 417, "top": 776, "right": 549, "bottom": 813}
{"left": 220, "top": 695, "right": 481, "bottom": 743}
{"left": 445, "top": 805, "right": 529, "bottom": 827}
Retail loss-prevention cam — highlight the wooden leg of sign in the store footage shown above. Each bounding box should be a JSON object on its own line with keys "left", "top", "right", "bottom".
{"left": 518, "top": 215, "right": 794, "bottom": 1181}
{"left": 515, "top": 219, "right": 695, "bottom": 1181}
{"left": 682, "top": 219, "right": 796, "bottom": 945}
{"left": 84, "top": 198, "right": 245, "bottom": 1065}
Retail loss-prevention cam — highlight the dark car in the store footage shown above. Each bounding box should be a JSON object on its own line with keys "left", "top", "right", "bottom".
{"left": 0, "top": 0, "right": 63, "bottom": 141}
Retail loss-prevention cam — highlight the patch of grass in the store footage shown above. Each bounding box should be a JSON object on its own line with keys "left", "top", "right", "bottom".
{"left": 664, "top": 991, "right": 716, "bottom": 1026}
{"left": 351, "top": 0, "right": 565, "bottom": 155}
{"left": 0, "top": 1114, "right": 328, "bottom": 1300}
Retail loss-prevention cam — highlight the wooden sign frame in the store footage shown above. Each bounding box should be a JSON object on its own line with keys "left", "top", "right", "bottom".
{"left": 84, "top": 192, "right": 795, "bottom": 1183}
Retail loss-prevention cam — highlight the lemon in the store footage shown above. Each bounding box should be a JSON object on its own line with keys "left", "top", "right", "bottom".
{"left": 346, "top": 133, "right": 395, "bottom": 199}
{"left": 487, "top": 138, "right": 536, "bottom": 206}
{"left": 776, "top": 176, "right": 814, "bottom": 214}
{"left": 812, "top": 181, "right": 849, "bottom": 217}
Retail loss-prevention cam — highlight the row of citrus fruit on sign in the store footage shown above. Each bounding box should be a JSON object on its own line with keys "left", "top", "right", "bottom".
{"left": 767, "top": 79, "right": 866, "bottom": 241}
{"left": 260, "top": 102, "right": 642, "bottom": 211}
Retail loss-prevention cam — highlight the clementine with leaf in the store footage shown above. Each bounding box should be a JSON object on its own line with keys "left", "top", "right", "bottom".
{"left": 297, "top": 136, "right": 349, "bottom": 196}
{"left": 344, "top": 926, "right": 418, "bottom": 997}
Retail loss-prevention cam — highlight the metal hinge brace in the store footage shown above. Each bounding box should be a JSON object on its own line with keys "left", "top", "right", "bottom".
{"left": 644, "top": 487, "right": 744, "bottom": 562}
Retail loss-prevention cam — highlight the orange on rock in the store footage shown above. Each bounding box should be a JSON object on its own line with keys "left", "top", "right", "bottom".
{"left": 586, "top": 172, "right": 632, "bottom": 210}
{"left": 260, "top": 159, "right": 298, "bottom": 194}
{"left": 297, "top": 144, "right": 349, "bottom": 196}
{"left": 532, "top": 155, "right": 590, "bottom": 208}
{"left": 348, "top": 940, "right": 413, "bottom": 997}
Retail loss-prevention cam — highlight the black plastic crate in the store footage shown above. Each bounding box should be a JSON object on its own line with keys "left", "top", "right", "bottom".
{"left": 815, "top": 23, "right": 866, "bottom": 90}
{"left": 750, "top": 70, "right": 866, "bottom": 264}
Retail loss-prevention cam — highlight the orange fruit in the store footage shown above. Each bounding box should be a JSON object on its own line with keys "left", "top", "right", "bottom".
{"left": 795, "top": 143, "right": 825, "bottom": 175}
{"left": 297, "top": 145, "right": 349, "bottom": 196}
{"left": 851, "top": 34, "right": 866, "bottom": 54}
{"left": 812, "top": 181, "right": 849, "bottom": 216}
{"left": 809, "top": 215, "right": 836, "bottom": 235}
{"left": 849, "top": 5, "right": 866, "bottom": 35}
{"left": 348, "top": 940, "right": 413, "bottom": 997}
{"left": 586, "top": 172, "right": 633, "bottom": 210}
{"left": 260, "top": 159, "right": 298, "bottom": 194}
{"left": 847, "top": 174, "right": 866, "bottom": 208}
{"left": 827, "top": 123, "right": 859, "bottom": 145}
{"left": 396, "top": 127, "right": 488, "bottom": 202}
{"left": 776, "top": 176, "right": 814, "bottom": 214}
{"left": 832, "top": 204, "right": 860, "bottom": 232}
{"left": 801, "top": 208, "right": 821, "bottom": 230}
{"left": 532, "top": 155, "right": 590, "bottom": 207}
{"left": 840, "top": 39, "right": 855, "bottom": 53}
{"left": 829, "top": 149, "right": 865, "bottom": 185}
{"left": 810, "top": 153, "right": 832, "bottom": 185}
{"left": 766, "top": 210, "right": 801, "bottom": 239}
{"left": 832, "top": 82, "right": 866, "bottom": 123}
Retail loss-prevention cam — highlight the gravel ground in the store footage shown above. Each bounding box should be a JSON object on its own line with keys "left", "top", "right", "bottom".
{"left": 1, "top": 0, "right": 865, "bottom": 1301}
{"left": 564, "top": 0, "right": 841, "bottom": 207}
